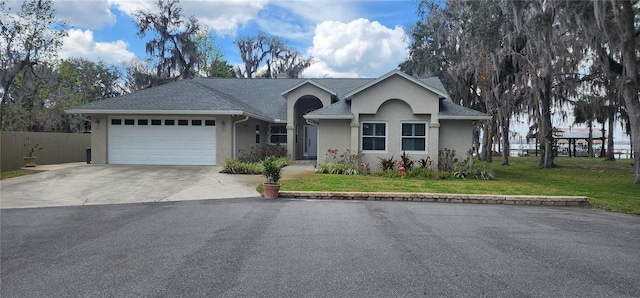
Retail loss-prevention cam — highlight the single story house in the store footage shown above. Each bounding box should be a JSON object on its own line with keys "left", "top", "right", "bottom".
{"left": 68, "top": 69, "right": 489, "bottom": 170}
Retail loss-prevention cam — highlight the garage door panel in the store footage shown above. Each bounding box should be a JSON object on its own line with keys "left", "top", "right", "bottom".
{"left": 108, "top": 117, "right": 216, "bottom": 165}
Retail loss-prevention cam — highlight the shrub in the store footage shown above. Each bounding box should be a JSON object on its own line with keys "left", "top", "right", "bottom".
{"left": 399, "top": 151, "right": 414, "bottom": 171}
{"left": 221, "top": 159, "right": 263, "bottom": 174}
{"left": 438, "top": 148, "right": 459, "bottom": 172}
{"left": 263, "top": 156, "right": 282, "bottom": 184}
{"left": 316, "top": 162, "right": 360, "bottom": 175}
{"left": 406, "top": 167, "right": 434, "bottom": 179}
{"left": 417, "top": 156, "right": 433, "bottom": 169}
{"left": 378, "top": 155, "right": 396, "bottom": 171}
{"left": 436, "top": 149, "right": 494, "bottom": 180}
{"left": 238, "top": 144, "right": 287, "bottom": 162}
{"left": 317, "top": 149, "right": 363, "bottom": 175}
{"left": 437, "top": 171, "right": 452, "bottom": 180}
{"left": 451, "top": 166, "right": 494, "bottom": 180}
{"left": 222, "top": 157, "right": 289, "bottom": 175}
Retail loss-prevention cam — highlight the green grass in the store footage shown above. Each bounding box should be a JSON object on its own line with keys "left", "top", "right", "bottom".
{"left": 282, "top": 157, "right": 640, "bottom": 214}
{"left": 0, "top": 169, "right": 45, "bottom": 180}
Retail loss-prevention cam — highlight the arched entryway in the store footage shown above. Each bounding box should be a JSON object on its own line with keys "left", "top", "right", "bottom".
{"left": 293, "top": 95, "right": 323, "bottom": 160}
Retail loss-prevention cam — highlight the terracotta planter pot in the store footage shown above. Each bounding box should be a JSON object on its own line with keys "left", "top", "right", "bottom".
{"left": 263, "top": 183, "right": 281, "bottom": 199}
{"left": 23, "top": 156, "right": 37, "bottom": 167}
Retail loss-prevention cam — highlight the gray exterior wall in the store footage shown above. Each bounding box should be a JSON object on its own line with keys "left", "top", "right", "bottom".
{"left": 359, "top": 100, "right": 433, "bottom": 170}
{"left": 284, "top": 83, "right": 332, "bottom": 160}
{"left": 233, "top": 117, "right": 270, "bottom": 160}
{"left": 317, "top": 119, "right": 351, "bottom": 163}
{"left": 349, "top": 75, "right": 441, "bottom": 170}
{"left": 91, "top": 115, "right": 108, "bottom": 164}
{"left": 439, "top": 120, "right": 474, "bottom": 158}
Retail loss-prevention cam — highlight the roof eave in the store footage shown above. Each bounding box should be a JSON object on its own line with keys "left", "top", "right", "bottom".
{"left": 66, "top": 108, "right": 244, "bottom": 115}
{"left": 303, "top": 114, "right": 353, "bottom": 120}
{"left": 345, "top": 69, "right": 449, "bottom": 100}
{"left": 280, "top": 80, "right": 337, "bottom": 97}
{"left": 65, "top": 109, "right": 275, "bottom": 122}
{"left": 439, "top": 115, "right": 492, "bottom": 120}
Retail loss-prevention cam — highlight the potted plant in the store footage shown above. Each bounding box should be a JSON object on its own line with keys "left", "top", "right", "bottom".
{"left": 262, "top": 156, "right": 282, "bottom": 199}
{"left": 23, "top": 138, "right": 43, "bottom": 167}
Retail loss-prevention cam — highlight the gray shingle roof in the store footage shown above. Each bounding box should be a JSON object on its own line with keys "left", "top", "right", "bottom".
{"left": 439, "top": 100, "right": 490, "bottom": 119}
{"left": 69, "top": 74, "right": 487, "bottom": 121}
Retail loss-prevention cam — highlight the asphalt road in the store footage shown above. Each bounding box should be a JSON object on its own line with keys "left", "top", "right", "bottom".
{"left": 2, "top": 199, "right": 639, "bottom": 297}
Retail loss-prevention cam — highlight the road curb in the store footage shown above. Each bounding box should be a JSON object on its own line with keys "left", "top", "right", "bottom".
{"left": 279, "top": 191, "right": 589, "bottom": 207}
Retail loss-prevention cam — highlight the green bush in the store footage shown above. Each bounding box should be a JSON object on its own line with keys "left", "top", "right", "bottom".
{"left": 399, "top": 151, "right": 414, "bottom": 170}
{"left": 437, "top": 171, "right": 452, "bottom": 180}
{"left": 221, "top": 157, "right": 290, "bottom": 175}
{"left": 316, "top": 162, "right": 360, "bottom": 175}
{"left": 221, "top": 159, "right": 263, "bottom": 174}
{"left": 263, "top": 156, "right": 282, "bottom": 184}
{"left": 273, "top": 157, "right": 291, "bottom": 168}
{"left": 378, "top": 155, "right": 396, "bottom": 171}
{"left": 317, "top": 148, "right": 363, "bottom": 175}
{"left": 451, "top": 166, "right": 494, "bottom": 180}
{"left": 406, "top": 167, "right": 434, "bottom": 178}
{"left": 238, "top": 144, "right": 287, "bottom": 162}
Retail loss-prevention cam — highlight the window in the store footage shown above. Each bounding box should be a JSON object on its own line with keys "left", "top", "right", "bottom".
{"left": 178, "top": 120, "right": 189, "bottom": 126}
{"left": 138, "top": 119, "right": 148, "bottom": 125}
{"left": 204, "top": 120, "right": 215, "bottom": 126}
{"left": 362, "top": 122, "right": 386, "bottom": 151}
{"left": 164, "top": 120, "right": 175, "bottom": 125}
{"left": 124, "top": 119, "right": 135, "bottom": 125}
{"left": 255, "top": 124, "right": 260, "bottom": 144}
{"left": 111, "top": 119, "right": 121, "bottom": 125}
{"left": 401, "top": 122, "right": 426, "bottom": 151}
{"left": 270, "top": 125, "right": 287, "bottom": 144}
{"left": 151, "top": 119, "right": 162, "bottom": 125}
{"left": 192, "top": 120, "right": 202, "bottom": 126}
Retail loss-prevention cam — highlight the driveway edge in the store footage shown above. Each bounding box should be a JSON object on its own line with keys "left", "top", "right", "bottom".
{"left": 279, "top": 191, "right": 589, "bottom": 207}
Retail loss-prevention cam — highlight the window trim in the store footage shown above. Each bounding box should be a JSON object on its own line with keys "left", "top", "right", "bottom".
{"left": 255, "top": 124, "right": 261, "bottom": 144}
{"left": 269, "top": 124, "right": 287, "bottom": 144}
{"left": 400, "top": 121, "right": 428, "bottom": 153}
{"left": 361, "top": 121, "right": 387, "bottom": 153}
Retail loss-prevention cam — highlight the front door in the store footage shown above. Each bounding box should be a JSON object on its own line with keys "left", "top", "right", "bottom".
{"left": 303, "top": 125, "right": 318, "bottom": 158}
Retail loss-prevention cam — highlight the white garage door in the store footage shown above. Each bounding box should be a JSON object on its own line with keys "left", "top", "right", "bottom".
{"left": 108, "top": 117, "right": 216, "bottom": 165}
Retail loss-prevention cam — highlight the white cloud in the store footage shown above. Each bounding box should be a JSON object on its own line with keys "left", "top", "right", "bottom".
{"left": 60, "top": 29, "right": 136, "bottom": 64}
{"left": 54, "top": 0, "right": 116, "bottom": 29}
{"left": 302, "top": 18, "right": 408, "bottom": 78}
{"left": 109, "top": 0, "right": 266, "bottom": 35}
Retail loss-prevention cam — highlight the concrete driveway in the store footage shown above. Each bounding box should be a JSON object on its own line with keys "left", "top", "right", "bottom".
{"left": 0, "top": 163, "right": 266, "bottom": 208}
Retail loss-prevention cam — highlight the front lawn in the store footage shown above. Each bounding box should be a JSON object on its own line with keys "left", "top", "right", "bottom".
{"left": 282, "top": 157, "right": 640, "bottom": 214}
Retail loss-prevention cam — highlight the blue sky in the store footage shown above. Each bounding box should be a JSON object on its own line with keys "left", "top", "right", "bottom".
{"left": 47, "top": 0, "right": 421, "bottom": 78}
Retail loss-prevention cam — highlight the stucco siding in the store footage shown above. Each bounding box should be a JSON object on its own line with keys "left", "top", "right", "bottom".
{"left": 90, "top": 115, "right": 108, "bottom": 164}
{"left": 233, "top": 118, "right": 270, "bottom": 160}
{"left": 439, "top": 120, "right": 474, "bottom": 157}
{"left": 317, "top": 120, "right": 351, "bottom": 163}
{"left": 358, "top": 99, "right": 432, "bottom": 171}
{"left": 351, "top": 75, "right": 440, "bottom": 118}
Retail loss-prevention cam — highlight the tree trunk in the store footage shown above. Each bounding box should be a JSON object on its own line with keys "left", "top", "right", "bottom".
{"left": 618, "top": 1, "right": 640, "bottom": 183}
{"left": 486, "top": 119, "right": 494, "bottom": 163}
{"left": 501, "top": 115, "right": 510, "bottom": 166}
{"left": 473, "top": 124, "right": 481, "bottom": 157}
{"left": 587, "top": 120, "right": 593, "bottom": 158}
{"left": 600, "top": 121, "right": 606, "bottom": 158}
{"left": 605, "top": 114, "right": 615, "bottom": 161}
{"left": 479, "top": 124, "right": 489, "bottom": 161}
{"left": 539, "top": 78, "right": 554, "bottom": 168}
